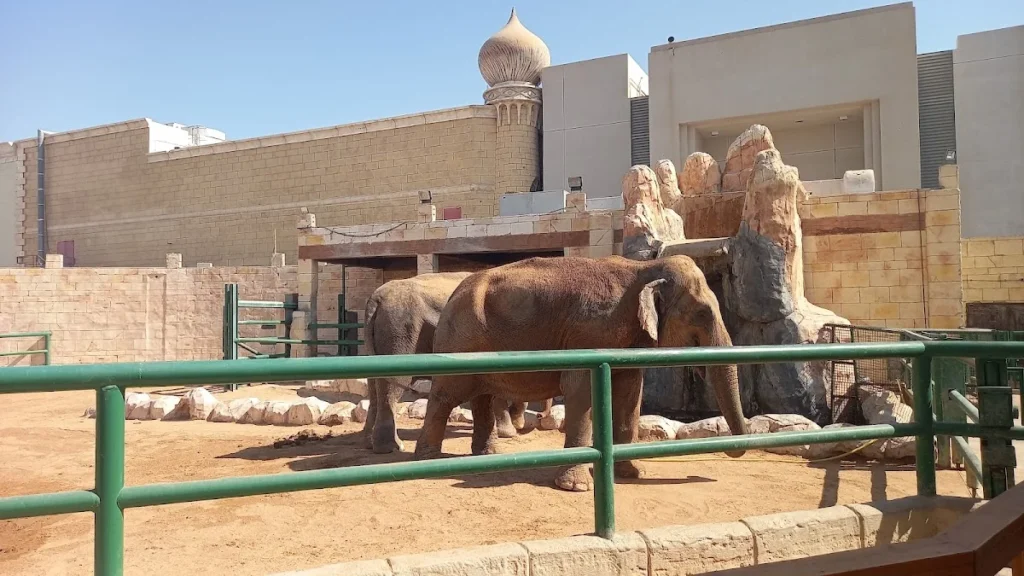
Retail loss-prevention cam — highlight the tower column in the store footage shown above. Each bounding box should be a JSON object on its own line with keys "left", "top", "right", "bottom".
{"left": 486, "top": 82, "right": 542, "bottom": 196}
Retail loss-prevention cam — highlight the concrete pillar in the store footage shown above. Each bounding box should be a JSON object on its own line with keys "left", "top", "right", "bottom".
{"left": 417, "top": 204, "right": 437, "bottom": 223}
{"left": 486, "top": 83, "right": 542, "bottom": 202}
{"left": 298, "top": 258, "right": 319, "bottom": 357}
{"left": 939, "top": 164, "right": 960, "bottom": 190}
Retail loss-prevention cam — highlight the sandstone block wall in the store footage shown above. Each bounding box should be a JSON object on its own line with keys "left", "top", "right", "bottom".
{"left": 14, "top": 109, "right": 502, "bottom": 268}
{"left": 962, "top": 236, "right": 1024, "bottom": 303}
{"left": 0, "top": 264, "right": 373, "bottom": 366}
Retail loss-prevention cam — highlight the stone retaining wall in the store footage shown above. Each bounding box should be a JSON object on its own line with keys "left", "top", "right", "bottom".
{"left": 273, "top": 495, "right": 980, "bottom": 576}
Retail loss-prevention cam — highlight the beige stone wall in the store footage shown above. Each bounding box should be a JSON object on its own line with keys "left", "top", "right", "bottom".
{"left": 962, "top": 236, "right": 1024, "bottom": 303}
{"left": 0, "top": 143, "right": 20, "bottom": 266}
{"left": 16, "top": 109, "right": 502, "bottom": 268}
{"left": 494, "top": 103, "right": 540, "bottom": 205}
{"left": 0, "top": 265, "right": 297, "bottom": 366}
{"left": 799, "top": 189, "right": 964, "bottom": 329}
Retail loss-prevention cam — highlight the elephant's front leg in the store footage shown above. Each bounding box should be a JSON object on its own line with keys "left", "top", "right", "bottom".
{"left": 413, "top": 375, "right": 469, "bottom": 459}
{"left": 370, "top": 377, "right": 404, "bottom": 454}
{"left": 611, "top": 370, "right": 645, "bottom": 480}
{"left": 473, "top": 395, "right": 500, "bottom": 455}
{"left": 555, "top": 370, "right": 595, "bottom": 492}
{"left": 492, "top": 397, "right": 518, "bottom": 439}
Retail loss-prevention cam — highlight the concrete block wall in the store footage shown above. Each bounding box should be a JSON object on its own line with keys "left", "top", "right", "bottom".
{"left": 14, "top": 108, "right": 503, "bottom": 268}
{"left": 275, "top": 496, "right": 980, "bottom": 576}
{"left": 962, "top": 236, "right": 1024, "bottom": 303}
{"left": 0, "top": 265, "right": 297, "bottom": 366}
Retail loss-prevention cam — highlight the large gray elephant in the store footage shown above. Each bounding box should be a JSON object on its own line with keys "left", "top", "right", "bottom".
{"left": 361, "top": 272, "right": 550, "bottom": 453}
{"left": 413, "top": 255, "right": 749, "bottom": 491}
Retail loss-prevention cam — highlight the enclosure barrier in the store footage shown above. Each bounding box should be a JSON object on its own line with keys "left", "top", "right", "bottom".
{"left": 0, "top": 331, "right": 51, "bottom": 365}
{"left": 2, "top": 340, "right": 1024, "bottom": 575}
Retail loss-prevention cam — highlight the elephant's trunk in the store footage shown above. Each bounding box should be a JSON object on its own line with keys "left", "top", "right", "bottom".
{"left": 701, "top": 326, "right": 749, "bottom": 457}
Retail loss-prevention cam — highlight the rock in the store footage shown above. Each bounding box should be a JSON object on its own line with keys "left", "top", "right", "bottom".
{"left": 654, "top": 159, "right": 682, "bottom": 207}
{"left": 238, "top": 400, "right": 270, "bottom": 425}
{"left": 638, "top": 415, "right": 683, "bottom": 441}
{"left": 125, "top": 393, "right": 152, "bottom": 420}
{"left": 805, "top": 423, "right": 864, "bottom": 459}
{"left": 858, "top": 385, "right": 914, "bottom": 425}
{"left": 721, "top": 124, "right": 774, "bottom": 191}
{"left": 318, "top": 401, "right": 356, "bottom": 426}
{"left": 538, "top": 404, "right": 565, "bottom": 431}
{"left": 184, "top": 387, "right": 219, "bottom": 420}
{"left": 285, "top": 397, "right": 330, "bottom": 426}
{"left": 304, "top": 378, "right": 369, "bottom": 397}
{"left": 352, "top": 399, "right": 371, "bottom": 423}
{"left": 263, "top": 401, "right": 292, "bottom": 426}
{"left": 622, "top": 164, "right": 686, "bottom": 261}
{"left": 407, "top": 398, "right": 429, "bottom": 419}
{"left": 676, "top": 416, "right": 728, "bottom": 439}
{"left": 149, "top": 396, "right": 182, "bottom": 420}
{"left": 679, "top": 152, "right": 721, "bottom": 196}
{"left": 449, "top": 407, "right": 474, "bottom": 423}
{"left": 209, "top": 397, "right": 258, "bottom": 423}
{"left": 83, "top": 408, "right": 96, "bottom": 419}
{"left": 760, "top": 414, "right": 820, "bottom": 457}
{"left": 396, "top": 402, "right": 411, "bottom": 417}
{"left": 883, "top": 437, "right": 916, "bottom": 460}
{"left": 411, "top": 379, "right": 432, "bottom": 394}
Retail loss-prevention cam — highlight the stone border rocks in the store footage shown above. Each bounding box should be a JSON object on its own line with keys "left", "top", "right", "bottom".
{"left": 270, "top": 495, "right": 982, "bottom": 576}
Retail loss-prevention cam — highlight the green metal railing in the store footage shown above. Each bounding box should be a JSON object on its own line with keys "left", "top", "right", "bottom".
{"left": 310, "top": 266, "right": 363, "bottom": 356}
{"left": 0, "top": 331, "right": 52, "bottom": 365}
{"left": 2, "top": 340, "right": 1024, "bottom": 575}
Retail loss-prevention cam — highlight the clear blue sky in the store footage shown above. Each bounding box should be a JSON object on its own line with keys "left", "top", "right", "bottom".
{"left": 2, "top": 0, "right": 1020, "bottom": 142}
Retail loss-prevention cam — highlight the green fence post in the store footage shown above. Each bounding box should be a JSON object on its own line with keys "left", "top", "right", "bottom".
{"left": 913, "top": 354, "right": 936, "bottom": 497}
{"left": 223, "top": 284, "right": 239, "bottom": 391}
{"left": 591, "top": 363, "right": 615, "bottom": 539}
{"left": 283, "top": 294, "right": 297, "bottom": 358}
{"left": 43, "top": 332, "right": 51, "bottom": 366}
{"left": 95, "top": 385, "right": 125, "bottom": 576}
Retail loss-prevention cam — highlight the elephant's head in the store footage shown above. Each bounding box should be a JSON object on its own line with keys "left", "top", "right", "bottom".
{"left": 636, "top": 256, "right": 749, "bottom": 454}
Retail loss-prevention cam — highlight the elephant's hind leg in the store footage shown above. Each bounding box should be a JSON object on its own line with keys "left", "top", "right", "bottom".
{"left": 472, "top": 395, "right": 499, "bottom": 455}
{"left": 413, "top": 375, "right": 472, "bottom": 459}
{"left": 493, "top": 397, "right": 518, "bottom": 438}
{"left": 371, "top": 377, "right": 405, "bottom": 454}
{"left": 508, "top": 401, "right": 527, "bottom": 431}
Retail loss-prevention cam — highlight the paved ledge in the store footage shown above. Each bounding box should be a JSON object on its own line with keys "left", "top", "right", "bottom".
{"left": 270, "top": 495, "right": 980, "bottom": 576}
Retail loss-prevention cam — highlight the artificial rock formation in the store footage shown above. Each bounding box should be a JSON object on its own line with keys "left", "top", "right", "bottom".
{"left": 622, "top": 125, "right": 849, "bottom": 425}
{"left": 679, "top": 152, "right": 721, "bottom": 196}
{"left": 721, "top": 124, "right": 774, "bottom": 192}
{"left": 654, "top": 159, "right": 682, "bottom": 207}
{"left": 621, "top": 165, "right": 686, "bottom": 260}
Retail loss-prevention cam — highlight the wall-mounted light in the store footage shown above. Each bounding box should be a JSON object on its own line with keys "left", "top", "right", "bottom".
{"left": 945, "top": 150, "right": 957, "bottom": 162}
{"left": 568, "top": 176, "right": 583, "bottom": 192}
{"left": 710, "top": 131, "right": 719, "bottom": 136}
{"left": 418, "top": 190, "right": 433, "bottom": 204}
{"left": 795, "top": 119, "right": 804, "bottom": 124}
{"left": 839, "top": 115, "right": 848, "bottom": 121}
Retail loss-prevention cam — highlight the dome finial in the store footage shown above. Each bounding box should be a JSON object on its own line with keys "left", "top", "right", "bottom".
{"left": 478, "top": 8, "right": 550, "bottom": 89}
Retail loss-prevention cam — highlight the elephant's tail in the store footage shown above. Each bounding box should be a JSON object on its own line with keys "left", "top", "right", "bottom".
{"left": 363, "top": 293, "right": 379, "bottom": 357}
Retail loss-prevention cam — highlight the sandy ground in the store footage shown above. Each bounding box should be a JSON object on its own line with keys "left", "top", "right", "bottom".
{"left": 0, "top": 384, "right": 975, "bottom": 576}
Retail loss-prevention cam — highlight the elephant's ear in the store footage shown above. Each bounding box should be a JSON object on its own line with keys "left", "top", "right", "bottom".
{"left": 638, "top": 279, "right": 666, "bottom": 345}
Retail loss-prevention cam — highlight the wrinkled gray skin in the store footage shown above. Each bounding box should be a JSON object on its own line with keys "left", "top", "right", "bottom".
{"left": 362, "top": 272, "right": 542, "bottom": 453}
{"left": 415, "top": 255, "right": 749, "bottom": 491}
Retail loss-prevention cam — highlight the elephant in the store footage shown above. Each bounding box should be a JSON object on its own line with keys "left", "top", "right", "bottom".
{"left": 361, "top": 272, "right": 551, "bottom": 453}
{"left": 413, "top": 254, "right": 749, "bottom": 491}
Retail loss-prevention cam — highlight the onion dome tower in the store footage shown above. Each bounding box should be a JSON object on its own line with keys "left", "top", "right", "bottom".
{"left": 479, "top": 9, "right": 549, "bottom": 196}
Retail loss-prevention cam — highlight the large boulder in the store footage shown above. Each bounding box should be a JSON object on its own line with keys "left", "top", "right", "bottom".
{"left": 654, "top": 159, "right": 682, "bottom": 207}
{"left": 263, "top": 401, "right": 292, "bottom": 426}
{"left": 449, "top": 407, "right": 474, "bottom": 424}
{"left": 184, "top": 387, "right": 220, "bottom": 420}
{"left": 679, "top": 152, "right": 721, "bottom": 196}
{"left": 209, "top": 397, "right": 258, "bottom": 423}
{"left": 126, "top": 393, "right": 152, "bottom": 420}
{"left": 538, "top": 404, "right": 565, "bottom": 431}
{"left": 149, "top": 396, "right": 182, "bottom": 420}
{"left": 352, "top": 399, "right": 371, "bottom": 424}
{"left": 407, "top": 398, "right": 429, "bottom": 420}
{"left": 318, "top": 401, "right": 356, "bottom": 426}
{"left": 638, "top": 415, "right": 683, "bottom": 441}
{"left": 858, "top": 385, "right": 914, "bottom": 425}
{"left": 238, "top": 401, "right": 270, "bottom": 425}
{"left": 285, "top": 398, "right": 330, "bottom": 426}
{"left": 676, "top": 416, "right": 729, "bottom": 439}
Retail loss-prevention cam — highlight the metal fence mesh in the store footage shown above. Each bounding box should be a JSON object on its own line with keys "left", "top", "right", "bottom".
{"left": 824, "top": 324, "right": 910, "bottom": 425}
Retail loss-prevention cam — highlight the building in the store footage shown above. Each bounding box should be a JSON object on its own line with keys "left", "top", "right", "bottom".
{"left": 1, "top": 3, "right": 1021, "bottom": 328}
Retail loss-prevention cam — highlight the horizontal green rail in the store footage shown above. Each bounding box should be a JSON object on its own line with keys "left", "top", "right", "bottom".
{"left": 310, "top": 322, "right": 364, "bottom": 330}
{"left": 237, "top": 300, "right": 297, "bottom": 310}
{"left": 237, "top": 319, "right": 286, "bottom": 326}
{"left": 951, "top": 435, "right": 983, "bottom": 489}
{"left": 0, "top": 330, "right": 51, "bottom": 365}
{"left": 948, "top": 389, "right": 980, "bottom": 423}
{"left": 2, "top": 339, "right": 1024, "bottom": 576}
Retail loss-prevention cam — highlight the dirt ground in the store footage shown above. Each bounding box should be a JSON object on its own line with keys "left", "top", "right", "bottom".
{"left": 0, "top": 384, "right": 973, "bottom": 576}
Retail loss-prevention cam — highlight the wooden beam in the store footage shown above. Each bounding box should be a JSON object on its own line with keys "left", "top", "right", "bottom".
{"left": 299, "top": 231, "right": 590, "bottom": 261}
